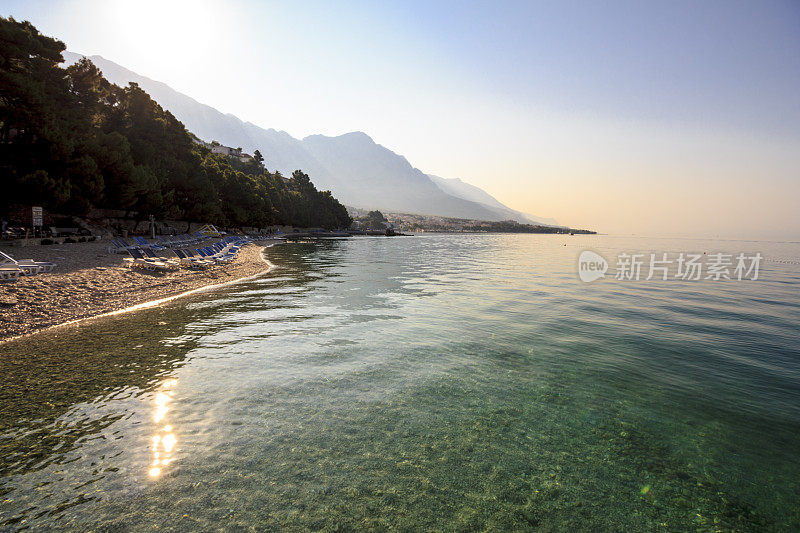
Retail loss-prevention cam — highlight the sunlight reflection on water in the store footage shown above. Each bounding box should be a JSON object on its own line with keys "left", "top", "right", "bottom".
{"left": 149, "top": 379, "right": 179, "bottom": 478}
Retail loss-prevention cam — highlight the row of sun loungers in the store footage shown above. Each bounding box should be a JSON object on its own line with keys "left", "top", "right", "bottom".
{"left": 108, "top": 233, "right": 206, "bottom": 254}
{"left": 0, "top": 234, "right": 254, "bottom": 281}
{"left": 122, "top": 237, "right": 252, "bottom": 272}
{"left": 155, "top": 233, "right": 207, "bottom": 248}
{"left": 0, "top": 251, "right": 56, "bottom": 281}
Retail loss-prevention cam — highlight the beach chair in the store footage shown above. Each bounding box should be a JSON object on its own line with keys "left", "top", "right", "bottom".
{"left": 213, "top": 241, "right": 240, "bottom": 255}
{"left": 108, "top": 238, "right": 137, "bottom": 254}
{"left": 210, "top": 243, "right": 238, "bottom": 258}
{"left": 196, "top": 247, "right": 233, "bottom": 263}
{"left": 210, "top": 243, "right": 232, "bottom": 256}
{"left": 231, "top": 235, "right": 252, "bottom": 245}
{"left": 221, "top": 240, "right": 242, "bottom": 252}
{"left": 194, "top": 248, "right": 218, "bottom": 262}
{"left": 0, "top": 265, "right": 22, "bottom": 281}
{"left": 126, "top": 249, "right": 170, "bottom": 271}
{"left": 121, "top": 248, "right": 150, "bottom": 270}
{"left": 133, "top": 237, "right": 166, "bottom": 251}
{"left": 155, "top": 236, "right": 173, "bottom": 248}
{"left": 0, "top": 251, "right": 55, "bottom": 275}
{"left": 173, "top": 249, "right": 211, "bottom": 269}
{"left": 181, "top": 249, "right": 213, "bottom": 264}
{"left": 166, "top": 235, "right": 186, "bottom": 247}
{"left": 141, "top": 248, "right": 180, "bottom": 269}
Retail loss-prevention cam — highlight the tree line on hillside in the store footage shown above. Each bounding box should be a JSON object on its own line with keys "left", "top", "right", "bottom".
{"left": 0, "top": 17, "right": 352, "bottom": 229}
{"left": 357, "top": 210, "right": 389, "bottom": 231}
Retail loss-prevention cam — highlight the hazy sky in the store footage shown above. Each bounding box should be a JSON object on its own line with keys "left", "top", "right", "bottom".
{"left": 3, "top": 0, "right": 799, "bottom": 238}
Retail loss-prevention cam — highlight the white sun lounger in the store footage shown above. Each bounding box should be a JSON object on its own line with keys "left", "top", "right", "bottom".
{"left": 0, "top": 265, "right": 22, "bottom": 281}
{"left": 0, "top": 251, "right": 56, "bottom": 275}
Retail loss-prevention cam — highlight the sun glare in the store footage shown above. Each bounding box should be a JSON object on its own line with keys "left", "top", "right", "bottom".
{"left": 102, "top": 0, "right": 222, "bottom": 70}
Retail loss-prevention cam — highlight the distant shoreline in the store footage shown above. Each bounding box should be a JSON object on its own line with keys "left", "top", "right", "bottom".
{"left": 399, "top": 230, "right": 597, "bottom": 235}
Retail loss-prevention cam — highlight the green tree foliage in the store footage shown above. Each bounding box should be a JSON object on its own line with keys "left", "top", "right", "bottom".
{"left": 360, "top": 210, "right": 388, "bottom": 230}
{"left": 0, "top": 17, "right": 352, "bottom": 229}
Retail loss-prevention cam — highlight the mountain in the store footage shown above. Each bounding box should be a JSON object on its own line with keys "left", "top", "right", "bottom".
{"left": 62, "top": 52, "right": 555, "bottom": 224}
{"left": 61, "top": 52, "right": 327, "bottom": 178}
{"left": 299, "top": 132, "right": 509, "bottom": 220}
{"left": 427, "top": 175, "right": 558, "bottom": 226}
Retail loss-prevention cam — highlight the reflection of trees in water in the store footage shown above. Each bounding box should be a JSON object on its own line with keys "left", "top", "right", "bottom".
{"left": 270, "top": 240, "right": 345, "bottom": 283}
{"left": 270, "top": 239, "right": 419, "bottom": 311}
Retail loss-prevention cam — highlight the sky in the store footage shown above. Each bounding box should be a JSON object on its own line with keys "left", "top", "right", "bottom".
{"left": 3, "top": 0, "right": 799, "bottom": 238}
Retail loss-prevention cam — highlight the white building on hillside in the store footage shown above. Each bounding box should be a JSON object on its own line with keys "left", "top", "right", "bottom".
{"left": 211, "top": 145, "right": 236, "bottom": 156}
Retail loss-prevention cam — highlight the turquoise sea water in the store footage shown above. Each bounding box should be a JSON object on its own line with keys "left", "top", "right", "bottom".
{"left": 1, "top": 234, "right": 799, "bottom": 530}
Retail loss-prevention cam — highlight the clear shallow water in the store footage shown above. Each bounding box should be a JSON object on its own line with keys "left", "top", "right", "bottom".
{"left": 1, "top": 234, "right": 799, "bottom": 530}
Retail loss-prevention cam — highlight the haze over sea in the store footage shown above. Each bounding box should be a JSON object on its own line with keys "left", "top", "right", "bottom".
{"left": 1, "top": 234, "right": 798, "bottom": 530}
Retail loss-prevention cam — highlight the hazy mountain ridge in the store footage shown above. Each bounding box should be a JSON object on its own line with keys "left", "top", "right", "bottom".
{"left": 299, "top": 133, "right": 509, "bottom": 219}
{"left": 62, "top": 52, "right": 329, "bottom": 179}
{"left": 427, "top": 175, "right": 558, "bottom": 226}
{"left": 63, "top": 52, "right": 554, "bottom": 224}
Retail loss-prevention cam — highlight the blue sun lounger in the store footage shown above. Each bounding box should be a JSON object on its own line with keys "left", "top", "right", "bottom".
{"left": 173, "top": 249, "right": 212, "bottom": 269}
{"left": 133, "top": 237, "right": 166, "bottom": 251}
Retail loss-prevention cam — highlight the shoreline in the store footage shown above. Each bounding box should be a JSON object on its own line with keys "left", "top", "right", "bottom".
{"left": 0, "top": 240, "right": 280, "bottom": 344}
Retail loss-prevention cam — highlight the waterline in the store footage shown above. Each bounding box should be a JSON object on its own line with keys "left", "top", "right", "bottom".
{"left": 0, "top": 246, "right": 276, "bottom": 345}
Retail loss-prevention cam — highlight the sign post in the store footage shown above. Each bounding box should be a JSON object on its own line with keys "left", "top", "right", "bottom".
{"left": 32, "top": 206, "right": 43, "bottom": 238}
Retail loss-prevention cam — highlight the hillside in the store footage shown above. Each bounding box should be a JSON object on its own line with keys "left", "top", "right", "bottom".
{"left": 1, "top": 19, "right": 351, "bottom": 230}
{"left": 62, "top": 52, "right": 554, "bottom": 224}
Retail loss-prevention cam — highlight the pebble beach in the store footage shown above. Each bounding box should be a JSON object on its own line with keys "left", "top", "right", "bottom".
{"left": 0, "top": 239, "right": 276, "bottom": 342}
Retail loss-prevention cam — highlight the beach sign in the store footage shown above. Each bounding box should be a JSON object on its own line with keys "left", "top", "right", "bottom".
{"left": 32, "top": 206, "right": 43, "bottom": 227}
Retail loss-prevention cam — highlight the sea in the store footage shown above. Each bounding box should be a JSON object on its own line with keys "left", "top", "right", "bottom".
{"left": 1, "top": 234, "right": 798, "bottom": 530}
